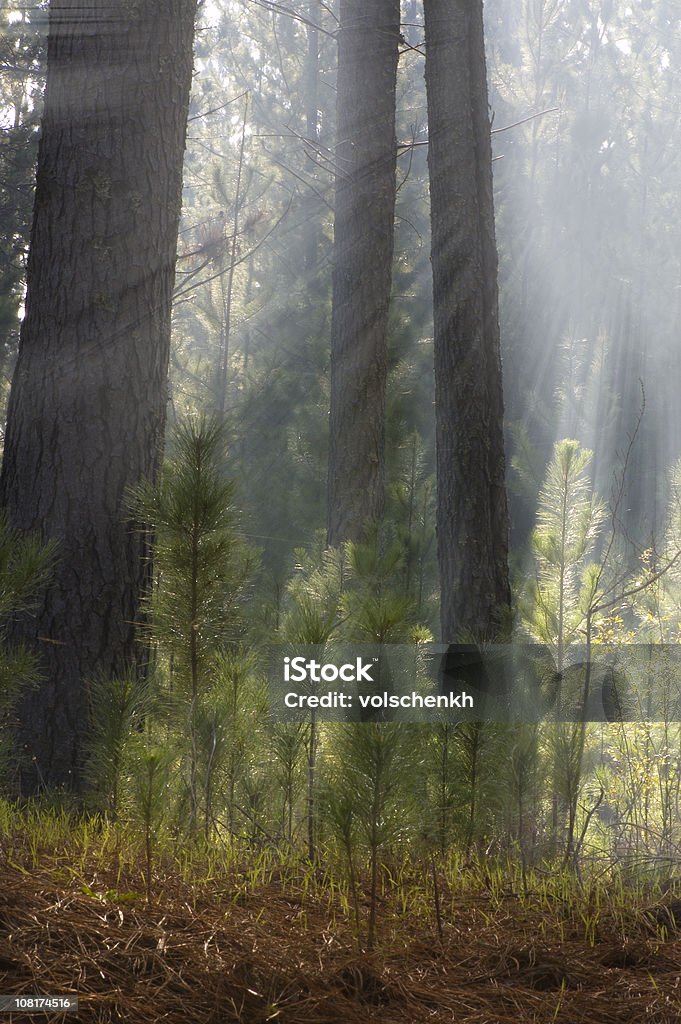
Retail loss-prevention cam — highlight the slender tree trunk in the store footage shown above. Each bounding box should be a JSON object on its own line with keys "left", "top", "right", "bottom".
{"left": 0, "top": 0, "right": 197, "bottom": 793}
{"left": 188, "top": 524, "right": 200, "bottom": 835}
{"left": 303, "top": 0, "right": 320, "bottom": 274}
{"left": 367, "top": 810, "right": 379, "bottom": 951}
{"left": 217, "top": 93, "right": 248, "bottom": 415}
{"left": 327, "top": 0, "right": 401, "bottom": 546}
{"left": 306, "top": 711, "right": 317, "bottom": 862}
{"left": 424, "top": 0, "right": 511, "bottom": 639}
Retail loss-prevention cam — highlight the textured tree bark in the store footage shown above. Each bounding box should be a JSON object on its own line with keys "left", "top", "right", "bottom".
{"left": 327, "top": 0, "right": 401, "bottom": 546}
{"left": 424, "top": 0, "right": 511, "bottom": 640}
{"left": 0, "top": 0, "right": 197, "bottom": 792}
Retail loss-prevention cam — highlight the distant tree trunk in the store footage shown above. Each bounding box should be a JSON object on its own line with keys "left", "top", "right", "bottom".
{"left": 303, "top": 0, "right": 320, "bottom": 275}
{"left": 0, "top": 0, "right": 197, "bottom": 793}
{"left": 424, "top": 0, "right": 511, "bottom": 639}
{"left": 327, "top": 0, "right": 401, "bottom": 546}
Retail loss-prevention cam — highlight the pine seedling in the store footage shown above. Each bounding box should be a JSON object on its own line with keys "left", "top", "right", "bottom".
{"left": 83, "top": 673, "right": 165, "bottom": 819}
{"left": 321, "top": 783, "right": 361, "bottom": 935}
{"left": 522, "top": 440, "right": 607, "bottom": 860}
{"left": 420, "top": 721, "right": 461, "bottom": 857}
{"left": 132, "top": 414, "right": 255, "bottom": 836}
{"left": 269, "top": 721, "right": 307, "bottom": 845}
{"left": 524, "top": 439, "right": 607, "bottom": 662}
{"left": 341, "top": 528, "right": 417, "bottom": 644}
{"left": 279, "top": 550, "right": 343, "bottom": 861}
{"left": 125, "top": 735, "right": 173, "bottom": 904}
{"left": 209, "top": 648, "right": 264, "bottom": 839}
{"left": 325, "top": 721, "right": 417, "bottom": 950}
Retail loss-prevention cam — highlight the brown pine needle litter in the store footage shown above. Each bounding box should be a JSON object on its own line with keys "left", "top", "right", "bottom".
{"left": 1, "top": 859, "right": 681, "bottom": 1023}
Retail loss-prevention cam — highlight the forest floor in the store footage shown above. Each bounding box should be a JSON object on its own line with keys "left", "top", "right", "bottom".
{"left": 1, "top": 848, "right": 681, "bottom": 1023}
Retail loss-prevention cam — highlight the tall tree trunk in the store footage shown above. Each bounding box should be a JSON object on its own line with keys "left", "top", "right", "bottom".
{"left": 0, "top": 0, "right": 197, "bottom": 793}
{"left": 303, "top": 0, "right": 320, "bottom": 275}
{"left": 327, "top": 0, "right": 401, "bottom": 546}
{"left": 424, "top": 0, "right": 511, "bottom": 640}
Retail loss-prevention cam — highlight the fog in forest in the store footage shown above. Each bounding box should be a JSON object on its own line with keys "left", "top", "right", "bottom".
{"left": 4, "top": 1, "right": 681, "bottom": 602}
{"left": 486, "top": 1, "right": 681, "bottom": 556}
{"left": 178, "top": 0, "right": 681, "bottom": 596}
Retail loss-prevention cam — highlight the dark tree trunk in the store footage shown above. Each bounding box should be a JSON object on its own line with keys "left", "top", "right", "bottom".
{"left": 327, "top": 0, "right": 401, "bottom": 546}
{"left": 424, "top": 0, "right": 511, "bottom": 640}
{"left": 0, "top": 0, "right": 197, "bottom": 793}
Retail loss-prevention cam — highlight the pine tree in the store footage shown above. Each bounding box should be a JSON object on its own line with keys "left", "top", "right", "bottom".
{"left": 0, "top": 0, "right": 199, "bottom": 793}
{"left": 132, "top": 415, "right": 255, "bottom": 836}
{"left": 524, "top": 440, "right": 607, "bottom": 666}
{"left": 327, "top": 0, "right": 402, "bottom": 545}
{"left": 424, "top": 0, "right": 511, "bottom": 640}
{"left": 523, "top": 439, "right": 606, "bottom": 859}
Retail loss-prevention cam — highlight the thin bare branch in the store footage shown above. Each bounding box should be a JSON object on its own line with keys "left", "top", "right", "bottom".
{"left": 188, "top": 90, "right": 249, "bottom": 123}
{"left": 491, "top": 106, "right": 559, "bottom": 135}
{"left": 248, "top": 0, "right": 336, "bottom": 38}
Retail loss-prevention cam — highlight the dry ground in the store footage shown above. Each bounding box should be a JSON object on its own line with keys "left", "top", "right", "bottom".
{"left": 1, "top": 858, "right": 680, "bottom": 1023}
